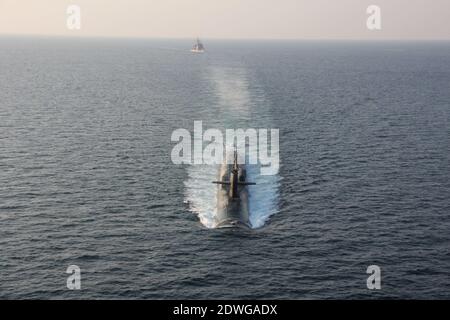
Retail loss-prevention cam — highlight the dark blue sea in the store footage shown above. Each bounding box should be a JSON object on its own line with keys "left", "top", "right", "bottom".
{"left": 0, "top": 37, "right": 449, "bottom": 299}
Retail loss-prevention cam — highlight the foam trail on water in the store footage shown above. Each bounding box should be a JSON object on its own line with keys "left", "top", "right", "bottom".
{"left": 246, "top": 143, "right": 280, "bottom": 229}
{"left": 184, "top": 141, "right": 228, "bottom": 229}
{"left": 185, "top": 145, "right": 280, "bottom": 229}
{"left": 210, "top": 67, "right": 251, "bottom": 116}
{"left": 184, "top": 66, "right": 280, "bottom": 229}
{"left": 184, "top": 163, "right": 218, "bottom": 229}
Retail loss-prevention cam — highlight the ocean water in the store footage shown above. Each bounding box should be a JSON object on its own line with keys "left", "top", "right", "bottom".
{"left": 0, "top": 37, "right": 449, "bottom": 299}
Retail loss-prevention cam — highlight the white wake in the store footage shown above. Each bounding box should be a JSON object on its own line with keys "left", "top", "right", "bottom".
{"left": 184, "top": 66, "right": 280, "bottom": 229}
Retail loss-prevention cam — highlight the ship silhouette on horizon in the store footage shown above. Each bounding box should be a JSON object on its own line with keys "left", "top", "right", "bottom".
{"left": 190, "top": 38, "right": 205, "bottom": 53}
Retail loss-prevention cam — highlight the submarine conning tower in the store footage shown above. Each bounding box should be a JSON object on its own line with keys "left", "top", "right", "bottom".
{"left": 230, "top": 149, "right": 240, "bottom": 199}
{"left": 212, "top": 146, "right": 255, "bottom": 197}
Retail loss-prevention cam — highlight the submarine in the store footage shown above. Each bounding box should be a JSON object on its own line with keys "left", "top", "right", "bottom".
{"left": 212, "top": 147, "right": 255, "bottom": 228}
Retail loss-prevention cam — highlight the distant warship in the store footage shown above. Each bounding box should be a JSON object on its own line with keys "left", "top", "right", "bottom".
{"left": 190, "top": 38, "right": 205, "bottom": 53}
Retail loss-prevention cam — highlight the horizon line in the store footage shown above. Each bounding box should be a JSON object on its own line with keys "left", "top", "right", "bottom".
{"left": 1, "top": 33, "right": 450, "bottom": 42}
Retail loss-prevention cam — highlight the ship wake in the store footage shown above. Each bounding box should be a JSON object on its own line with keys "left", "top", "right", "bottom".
{"left": 184, "top": 145, "right": 280, "bottom": 229}
{"left": 184, "top": 66, "right": 280, "bottom": 229}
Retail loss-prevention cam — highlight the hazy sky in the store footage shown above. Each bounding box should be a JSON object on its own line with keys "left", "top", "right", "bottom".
{"left": 0, "top": 0, "right": 449, "bottom": 39}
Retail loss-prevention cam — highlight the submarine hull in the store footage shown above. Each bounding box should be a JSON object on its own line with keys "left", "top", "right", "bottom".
{"left": 214, "top": 162, "right": 251, "bottom": 229}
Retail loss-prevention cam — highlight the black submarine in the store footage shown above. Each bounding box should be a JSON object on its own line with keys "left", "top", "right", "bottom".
{"left": 212, "top": 147, "right": 255, "bottom": 228}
